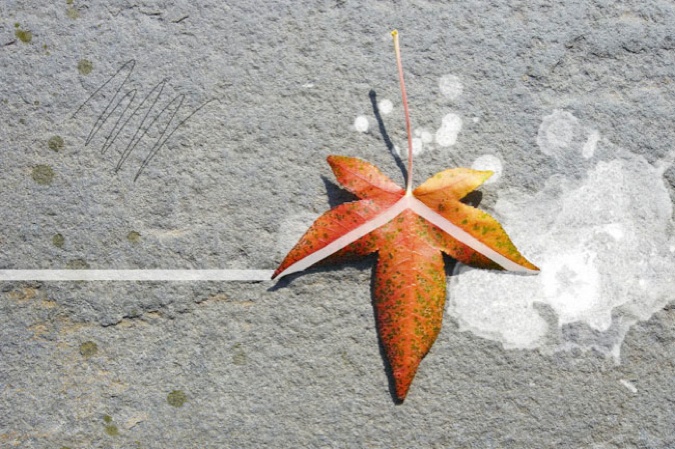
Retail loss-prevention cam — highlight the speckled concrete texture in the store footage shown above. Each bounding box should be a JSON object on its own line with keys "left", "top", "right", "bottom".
{"left": 1, "top": 1, "right": 674, "bottom": 448}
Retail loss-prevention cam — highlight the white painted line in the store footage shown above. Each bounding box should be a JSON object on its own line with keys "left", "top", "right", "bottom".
{"left": 0, "top": 270, "right": 274, "bottom": 281}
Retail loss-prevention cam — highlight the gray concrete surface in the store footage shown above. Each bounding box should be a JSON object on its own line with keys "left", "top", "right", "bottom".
{"left": 1, "top": 0, "right": 675, "bottom": 447}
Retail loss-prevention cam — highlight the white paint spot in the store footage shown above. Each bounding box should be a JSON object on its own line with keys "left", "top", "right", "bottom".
{"left": 302, "top": 83, "right": 315, "bottom": 88}
{"left": 536, "top": 110, "right": 607, "bottom": 169}
{"left": 396, "top": 128, "right": 435, "bottom": 157}
{"left": 583, "top": 130, "right": 600, "bottom": 159}
{"left": 411, "top": 138, "right": 424, "bottom": 156}
{"left": 448, "top": 113, "right": 675, "bottom": 358}
{"left": 354, "top": 116, "right": 369, "bottom": 133}
{"left": 439, "top": 74, "right": 463, "bottom": 100}
{"left": 472, "top": 117, "right": 480, "bottom": 123}
{"left": 394, "top": 138, "right": 426, "bottom": 158}
{"left": 435, "top": 113, "right": 463, "bottom": 147}
{"left": 620, "top": 379, "right": 638, "bottom": 393}
{"left": 538, "top": 110, "right": 579, "bottom": 151}
{"left": 415, "top": 127, "right": 434, "bottom": 144}
{"left": 471, "top": 155, "right": 503, "bottom": 184}
{"left": 378, "top": 99, "right": 393, "bottom": 115}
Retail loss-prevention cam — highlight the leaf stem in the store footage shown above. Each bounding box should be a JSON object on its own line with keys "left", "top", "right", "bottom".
{"left": 392, "top": 30, "right": 414, "bottom": 195}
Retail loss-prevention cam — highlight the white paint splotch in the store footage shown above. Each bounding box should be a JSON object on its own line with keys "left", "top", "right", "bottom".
{"left": 472, "top": 155, "right": 503, "bottom": 184}
{"left": 439, "top": 74, "right": 463, "bottom": 100}
{"left": 537, "top": 110, "right": 580, "bottom": 153}
{"left": 410, "top": 128, "right": 434, "bottom": 156}
{"left": 435, "top": 113, "right": 463, "bottom": 147}
{"left": 448, "top": 110, "right": 675, "bottom": 358}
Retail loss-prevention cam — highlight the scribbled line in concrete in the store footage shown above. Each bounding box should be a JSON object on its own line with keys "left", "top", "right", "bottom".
{"left": 71, "top": 59, "right": 218, "bottom": 181}
{"left": 0, "top": 270, "right": 273, "bottom": 281}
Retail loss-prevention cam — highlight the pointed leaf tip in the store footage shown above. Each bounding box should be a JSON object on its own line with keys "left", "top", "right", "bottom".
{"left": 327, "top": 155, "right": 404, "bottom": 202}
{"left": 414, "top": 167, "right": 493, "bottom": 199}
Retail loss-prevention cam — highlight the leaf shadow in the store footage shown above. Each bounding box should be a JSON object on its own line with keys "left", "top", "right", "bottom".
{"left": 266, "top": 256, "right": 376, "bottom": 292}
{"left": 321, "top": 176, "right": 357, "bottom": 208}
{"left": 369, "top": 89, "right": 407, "bottom": 182}
{"left": 461, "top": 190, "right": 483, "bottom": 208}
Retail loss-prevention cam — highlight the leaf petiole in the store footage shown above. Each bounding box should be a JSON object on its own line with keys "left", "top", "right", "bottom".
{"left": 391, "top": 30, "right": 414, "bottom": 196}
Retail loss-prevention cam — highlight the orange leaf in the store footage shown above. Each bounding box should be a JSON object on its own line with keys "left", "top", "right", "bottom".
{"left": 273, "top": 156, "right": 538, "bottom": 401}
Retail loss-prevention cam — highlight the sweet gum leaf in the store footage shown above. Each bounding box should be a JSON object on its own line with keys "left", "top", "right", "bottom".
{"left": 274, "top": 156, "right": 538, "bottom": 400}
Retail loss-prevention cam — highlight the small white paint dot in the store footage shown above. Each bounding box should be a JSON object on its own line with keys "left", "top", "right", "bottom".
{"left": 412, "top": 137, "right": 423, "bottom": 156}
{"left": 354, "top": 116, "right": 369, "bottom": 133}
{"left": 378, "top": 99, "right": 393, "bottom": 115}
{"left": 435, "top": 113, "right": 463, "bottom": 147}
{"left": 414, "top": 127, "right": 434, "bottom": 144}
{"left": 472, "top": 117, "right": 480, "bottom": 123}
{"left": 537, "top": 110, "right": 581, "bottom": 155}
{"left": 472, "top": 154, "right": 503, "bottom": 184}
{"left": 439, "top": 74, "right": 463, "bottom": 101}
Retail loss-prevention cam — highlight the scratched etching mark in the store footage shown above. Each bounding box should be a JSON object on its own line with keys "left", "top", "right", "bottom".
{"left": 71, "top": 60, "right": 218, "bottom": 181}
